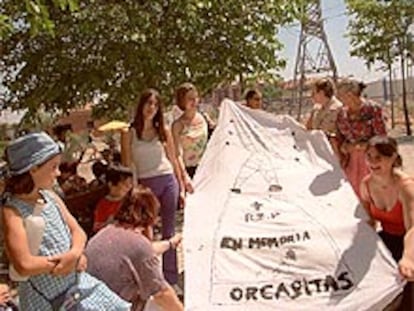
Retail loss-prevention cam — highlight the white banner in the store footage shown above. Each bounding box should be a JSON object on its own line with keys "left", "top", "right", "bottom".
{"left": 184, "top": 100, "right": 404, "bottom": 310}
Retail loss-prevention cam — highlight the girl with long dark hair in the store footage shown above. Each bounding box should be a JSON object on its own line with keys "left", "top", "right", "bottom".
{"left": 121, "top": 88, "right": 184, "bottom": 287}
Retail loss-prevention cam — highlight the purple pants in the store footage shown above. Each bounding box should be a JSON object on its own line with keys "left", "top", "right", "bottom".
{"left": 139, "top": 173, "right": 179, "bottom": 285}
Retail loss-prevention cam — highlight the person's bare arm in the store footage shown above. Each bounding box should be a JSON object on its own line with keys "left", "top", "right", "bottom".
{"left": 125, "top": 238, "right": 183, "bottom": 311}
{"left": 152, "top": 233, "right": 182, "bottom": 256}
{"left": 165, "top": 127, "right": 183, "bottom": 185}
{"left": 399, "top": 179, "right": 414, "bottom": 281}
{"left": 153, "top": 285, "right": 184, "bottom": 311}
{"left": 48, "top": 191, "right": 87, "bottom": 276}
{"left": 120, "top": 129, "right": 132, "bottom": 167}
{"left": 171, "top": 120, "right": 193, "bottom": 193}
{"left": 151, "top": 241, "right": 170, "bottom": 255}
{"left": 2, "top": 207, "right": 56, "bottom": 276}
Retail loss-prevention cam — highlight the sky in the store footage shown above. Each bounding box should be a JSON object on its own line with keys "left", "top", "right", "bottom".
{"left": 277, "top": 0, "right": 388, "bottom": 83}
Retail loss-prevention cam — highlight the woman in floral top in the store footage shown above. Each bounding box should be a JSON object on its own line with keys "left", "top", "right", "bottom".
{"left": 336, "top": 79, "right": 387, "bottom": 198}
{"left": 172, "top": 83, "right": 208, "bottom": 184}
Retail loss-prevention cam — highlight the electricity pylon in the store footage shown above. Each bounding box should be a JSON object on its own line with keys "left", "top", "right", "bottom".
{"left": 291, "top": 0, "right": 337, "bottom": 120}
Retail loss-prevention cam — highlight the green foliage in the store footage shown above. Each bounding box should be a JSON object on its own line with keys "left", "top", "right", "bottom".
{"left": 0, "top": 0, "right": 79, "bottom": 38}
{"left": 1, "top": 0, "right": 303, "bottom": 118}
{"left": 345, "top": 0, "right": 414, "bottom": 67}
{"left": 262, "top": 83, "right": 283, "bottom": 100}
{"left": 0, "top": 14, "right": 13, "bottom": 38}
{"left": 345, "top": 0, "right": 414, "bottom": 135}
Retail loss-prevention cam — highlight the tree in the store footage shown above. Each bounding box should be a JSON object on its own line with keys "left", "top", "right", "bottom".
{"left": 345, "top": 0, "right": 414, "bottom": 135}
{"left": 1, "top": 0, "right": 305, "bottom": 119}
{"left": 0, "top": 0, "right": 79, "bottom": 38}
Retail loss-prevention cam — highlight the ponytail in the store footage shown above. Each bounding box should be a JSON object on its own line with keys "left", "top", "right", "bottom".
{"left": 393, "top": 154, "right": 403, "bottom": 168}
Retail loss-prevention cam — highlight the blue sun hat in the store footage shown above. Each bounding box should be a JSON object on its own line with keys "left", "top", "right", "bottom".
{"left": 5, "top": 132, "right": 61, "bottom": 176}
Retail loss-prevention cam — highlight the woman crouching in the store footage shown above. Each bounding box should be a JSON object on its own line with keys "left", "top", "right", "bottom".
{"left": 85, "top": 185, "right": 184, "bottom": 311}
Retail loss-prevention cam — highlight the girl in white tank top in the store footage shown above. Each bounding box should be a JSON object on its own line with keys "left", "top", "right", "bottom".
{"left": 121, "top": 88, "right": 185, "bottom": 286}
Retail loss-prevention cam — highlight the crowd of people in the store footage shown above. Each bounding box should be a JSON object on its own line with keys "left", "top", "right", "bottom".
{"left": 0, "top": 78, "right": 413, "bottom": 310}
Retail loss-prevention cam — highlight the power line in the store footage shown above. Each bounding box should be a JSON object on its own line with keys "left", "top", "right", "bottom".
{"left": 284, "top": 10, "right": 348, "bottom": 29}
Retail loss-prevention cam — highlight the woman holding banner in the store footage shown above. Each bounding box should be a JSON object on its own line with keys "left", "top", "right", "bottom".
{"left": 336, "top": 78, "right": 386, "bottom": 198}
{"left": 360, "top": 135, "right": 414, "bottom": 310}
{"left": 244, "top": 88, "right": 263, "bottom": 110}
{"left": 306, "top": 77, "right": 343, "bottom": 158}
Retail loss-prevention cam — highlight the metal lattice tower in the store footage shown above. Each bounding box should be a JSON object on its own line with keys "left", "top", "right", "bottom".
{"left": 291, "top": 0, "right": 337, "bottom": 120}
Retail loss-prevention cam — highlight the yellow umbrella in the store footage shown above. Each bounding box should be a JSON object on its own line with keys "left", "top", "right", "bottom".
{"left": 97, "top": 120, "right": 129, "bottom": 132}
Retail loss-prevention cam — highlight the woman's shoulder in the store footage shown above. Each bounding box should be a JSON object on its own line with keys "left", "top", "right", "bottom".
{"left": 2, "top": 196, "right": 32, "bottom": 217}
{"left": 392, "top": 171, "right": 414, "bottom": 199}
{"left": 2, "top": 202, "right": 23, "bottom": 217}
{"left": 89, "top": 225, "right": 134, "bottom": 245}
{"left": 396, "top": 171, "right": 414, "bottom": 188}
{"left": 103, "top": 227, "right": 154, "bottom": 257}
{"left": 171, "top": 117, "right": 185, "bottom": 132}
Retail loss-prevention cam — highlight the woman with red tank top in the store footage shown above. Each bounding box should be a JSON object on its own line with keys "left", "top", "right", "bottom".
{"left": 360, "top": 135, "right": 414, "bottom": 310}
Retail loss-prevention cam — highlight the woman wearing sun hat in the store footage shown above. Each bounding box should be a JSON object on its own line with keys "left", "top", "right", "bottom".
{"left": 1, "top": 132, "right": 131, "bottom": 310}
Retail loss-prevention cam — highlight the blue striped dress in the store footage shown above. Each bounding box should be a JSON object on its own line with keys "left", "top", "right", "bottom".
{"left": 8, "top": 190, "right": 131, "bottom": 310}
